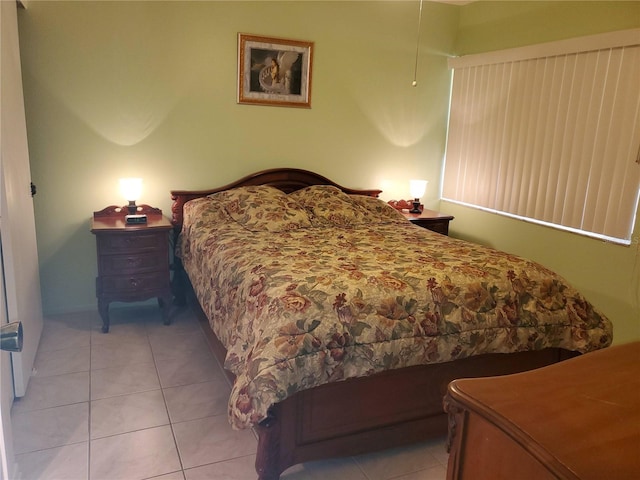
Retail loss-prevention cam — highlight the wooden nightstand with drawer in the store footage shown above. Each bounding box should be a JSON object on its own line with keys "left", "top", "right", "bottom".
{"left": 402, "top": 209, "right": 454, "bottom": 236}
{"left": 91, "top": 205, "right": 172, "bottom": 333}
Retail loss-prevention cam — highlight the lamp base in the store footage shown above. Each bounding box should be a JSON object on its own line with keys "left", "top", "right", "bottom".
{"left": 127, "top": 200, "right": 139, "bottom": 215}
{"left": 409, "top": 199, "right": 422, "bottom": 214}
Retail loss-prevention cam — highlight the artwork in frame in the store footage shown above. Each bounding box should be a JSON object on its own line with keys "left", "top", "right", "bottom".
{"left": 237, "top": 33, "right": 314, "bottom": 108}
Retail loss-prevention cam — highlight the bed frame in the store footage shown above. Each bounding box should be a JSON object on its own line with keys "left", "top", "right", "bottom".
{"left": 170, "top": 168, "right": 575, "bottom": 480}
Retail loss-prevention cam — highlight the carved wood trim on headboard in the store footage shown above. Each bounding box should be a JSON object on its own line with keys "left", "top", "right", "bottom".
{"left": 170, "top": 168, "right": 382, "bottom": 233}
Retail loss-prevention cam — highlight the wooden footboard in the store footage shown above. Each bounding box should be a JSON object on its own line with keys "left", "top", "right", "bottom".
{"left": 193, "top": 290, "right": 573, "bottom": 479}
{"left": 253, "top": 348, "right": 573, "bottom": 479}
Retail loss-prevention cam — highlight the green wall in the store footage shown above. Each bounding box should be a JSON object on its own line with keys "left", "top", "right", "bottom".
{"left": 447, "top": 1, "right": 640, "bottom": 344}
{"left": 18, "top": 1, "right": 640, "bottom": 343}
{"left": 18, "top": 1, "right": 458, "bottom": 314}
{"left": 456, "top": 1, "right": 640, "bottom": 54}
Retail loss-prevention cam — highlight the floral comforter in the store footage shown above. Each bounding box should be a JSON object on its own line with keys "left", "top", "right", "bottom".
{"left": 178, "top": 185, "right": 612, "bottom": 429}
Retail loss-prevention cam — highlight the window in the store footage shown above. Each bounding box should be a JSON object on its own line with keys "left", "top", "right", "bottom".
{"left": 442, "top": 29, "right": 640, "bottom": 245}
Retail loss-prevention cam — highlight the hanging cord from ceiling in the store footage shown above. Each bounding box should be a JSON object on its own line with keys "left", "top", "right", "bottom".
{"left": 412, "top": 0, "right": 424, "bottom": 87}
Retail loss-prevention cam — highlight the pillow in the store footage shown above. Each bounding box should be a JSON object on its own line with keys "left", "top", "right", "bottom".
{"left": 350, "top": 195, "right": 407, "bottom": 223}
{"left": 185, "top": 196, "right": 231, "bottom": 227}
{"left": 221, "top": 185, "right": 312, "bottom": 232}
{"left": 289, "top": 185, "right": 368, "bottom": 227}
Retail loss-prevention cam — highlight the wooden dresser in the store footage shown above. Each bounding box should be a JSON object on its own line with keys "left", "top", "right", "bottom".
{"left": 444, "top": 342, "right": 640, "bottom": 480}
{"left": 91, "top": 205, "right": 172, "bottom": 333}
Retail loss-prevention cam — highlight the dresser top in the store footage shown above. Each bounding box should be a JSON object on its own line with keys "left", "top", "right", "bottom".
{"left": 448, "top": 342, "right": 640, "bottom": 480}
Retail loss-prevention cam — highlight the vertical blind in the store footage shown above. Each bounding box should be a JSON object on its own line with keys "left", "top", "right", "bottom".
{"left": 443, "top": 29, "right": 640, "bottom": 244}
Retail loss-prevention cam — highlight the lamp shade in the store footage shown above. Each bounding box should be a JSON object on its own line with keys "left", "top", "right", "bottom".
{"left": 409, "top": 179, "right": 428, "bottom": 199}
{"left": 119, "top": 178, "right": 143, "bottom": 202}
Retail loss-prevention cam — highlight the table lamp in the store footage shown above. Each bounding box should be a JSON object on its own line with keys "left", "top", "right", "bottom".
{"left": 409, "top": 179, "right": 428, "bottom": 213}
{"left": 119, "top": 178, "right": 147, "bottom": 223}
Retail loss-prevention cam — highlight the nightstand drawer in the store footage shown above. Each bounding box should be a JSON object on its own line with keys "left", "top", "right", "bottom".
{"left": 98, "top": 272, "right": 169, "bottom": 295}
{"left": 98, "top": 252, "right": 168, "bottom": 276}
{"left": 97, "top": 232, "right": 166, "bottom": 254}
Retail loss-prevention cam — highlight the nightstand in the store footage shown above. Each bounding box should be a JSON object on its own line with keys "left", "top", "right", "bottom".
{"left": 402, "top": 209, "right": 454, "bottom": 236}
{"left": 91, "top": 205, "right": 172, "bottom": 333}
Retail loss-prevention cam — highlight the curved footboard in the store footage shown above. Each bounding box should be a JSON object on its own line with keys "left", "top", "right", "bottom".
{"left": 252, "top": 347, "right": 574, "bottom": 479}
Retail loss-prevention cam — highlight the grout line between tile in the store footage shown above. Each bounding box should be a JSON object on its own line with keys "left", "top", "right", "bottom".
{"left": 88, "top": 316, "right": 94, "bottom": 480}
{"left": 11, "top": 397, "right": 89, "bottom": 416}
{"left": 13, "top": 439, "right": 88, "bottom": 457}
{"left": 150, "top": 318, "right": 186, "bottom": 476}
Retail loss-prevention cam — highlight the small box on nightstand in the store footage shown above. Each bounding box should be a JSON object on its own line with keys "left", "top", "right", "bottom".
{"left": 125, "top": 214, "right": 148, "bottom": 224}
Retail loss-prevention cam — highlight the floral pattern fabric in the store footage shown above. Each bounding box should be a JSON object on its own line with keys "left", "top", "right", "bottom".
{"left": 178, "top": 192, "right": 612, "bottom": 429}
{"left": 221, "top": 185, "right": 312, "bottom": 232}
{"left": 289, "top": 185, "right": 370, "bottom": 227}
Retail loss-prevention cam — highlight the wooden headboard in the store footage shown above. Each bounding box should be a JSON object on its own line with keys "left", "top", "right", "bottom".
{"left": 170, "top": 168, "right": 382, "bottom": 233}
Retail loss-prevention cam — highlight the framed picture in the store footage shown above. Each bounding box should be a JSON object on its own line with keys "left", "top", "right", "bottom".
{"left": 237, "top": 33, "right": 314, "bottom": 108}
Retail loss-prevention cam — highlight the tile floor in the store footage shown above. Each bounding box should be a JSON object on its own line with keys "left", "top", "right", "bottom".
{"left": 10, "top": 305, "right": 449, "bottom": 480}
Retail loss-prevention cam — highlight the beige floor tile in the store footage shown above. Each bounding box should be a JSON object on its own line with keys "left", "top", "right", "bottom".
{"left": 33, "top": 345, "right": 90, "bottom": 377}
{"left": 149, "top": 330, "right": 213, "bottom": 357}
{"left": 12, "top": 403, "right": 88, "bottom": 454}
{"left": 39, "top": 314, "right": 92, "bottom": 353}
{"left": 90, "top": 425, "right": 181, "bottom": 480}
{"left": 424, "top": 437, "right": 449, "bottom": 467}
{"left": 90, "top": 389, "right": 169, "bottom": 439}
{"left": 184, "top": 455, "right": 257, "bottom": 480}
{"left": 147, "top": 306, "right": 201, "bottom": 337}
{"left": 43, "top": 310, "right": 98, "bottom": 330}
{"left": 154, "top": 349, "right": 223, "bottom": 388}
{"left": 281, "top": 456, "right": 368, "bottom": 480}
{"left": 16, "top": 442, "right": 89, "bottom": 480}
{"left": 90, "top": 315, "right": 151, "bottom": 347}
{"left": 15, "top": 442, "right": 89, "bottom": 480}
{"left": 354, "top": 441, "right": 442, "bottom": 480}
{"left": 392, "top": 464, "right": 448, "bottom": 480}
{"left": 91, "top": 339, "right": 154, "bottom": 370}
{"left": 148, "top": 472, "right": 186, "bottom": 480}
{"left": 172, "top": 414, "right": 257, "bottom": 469}
{"left": 90, "top": 361, "right": 160, "bottom": 399}
{"left": 11, "top": 371, "right": 89, "bottom": 413}
{"left": 163, "top": 379, "right": 230, "bottom": 423}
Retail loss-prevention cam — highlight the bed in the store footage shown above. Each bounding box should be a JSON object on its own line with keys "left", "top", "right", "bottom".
{"left": 170, "top": 168, "right": 612, "bottom": 480}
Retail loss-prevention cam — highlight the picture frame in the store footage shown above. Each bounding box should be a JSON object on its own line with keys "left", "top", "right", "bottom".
{"left": 237, "top": 33, "right": 314, "bottom": 108}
